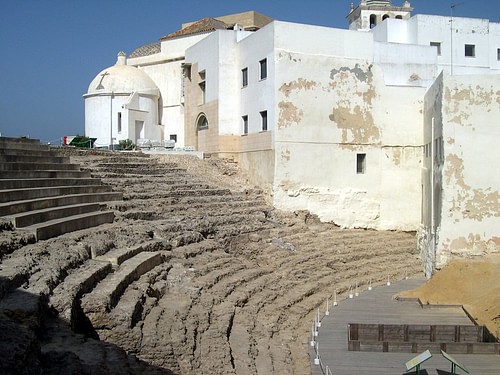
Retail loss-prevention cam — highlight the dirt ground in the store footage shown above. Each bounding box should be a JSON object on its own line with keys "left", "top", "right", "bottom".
{"left": 0, "top": 149, "right": 496, "bottom": 374}
{"left": 400, "top": 253, "right": 500, "bottom": 339}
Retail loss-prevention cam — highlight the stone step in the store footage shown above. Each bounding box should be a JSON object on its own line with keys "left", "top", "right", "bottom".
{"left": 49, "top": 259, "right": 113, "bottom": 325}
{"left": 0, "top": 162, "right": 81, "bottom": 171}
{"left": 0, "top": 191, "right": 123, "bottom": 216}
{"left": 0, "top": 154, "right": 70, "bottom": 164}
{"left": 0, "top": 170, "right": 92, "bottom": 179}
{"left": 0, "top": 136, "right": 45, "bottom": 149}
{"left": 20, "top": 210, "right": 116, "bottom": 241}
{"left": 81, "top": 252, "right": 164, "bottom": 327}
{"left": 92, "top": 167, "right": 186, "bottom": 175}
{"left": 0, "top": 185, "right": 113, "bottom": 204}
{"left": 6, "top": 202, "right": 102, "bottom": 227}
{"left": 0, "top": 148, "right": 61, "bottom": 157}
{"left": 0, "top": 178, "right": 102, "bottom": 189}
{"left": 95, "top": 241, "right": 164, "bottom": 267}
{"left": 96, "top": 162, "right": 177, "bottom": 169}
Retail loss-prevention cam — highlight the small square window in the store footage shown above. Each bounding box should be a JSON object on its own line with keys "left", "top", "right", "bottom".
{"left": 260, "top": 111, "right": 268, "bottom": 131}
{"left": 169, "top": 134, "right": 177, "bottom": 142}
{"left": 430, "top": 42, "right": 441, "bottom": 56}
{"left": 117, "top": 112, "right": 122, "bottom": 134}
{"left": 356, "top": 153, "right": 366, "bottom": 174}
{"left": 259, "top": 58, "right": 267, "bottom": 80}
{"left": 242, "top": 115, "right": 248, "bottom": 134}
{"left": 465, "top": 44, "right": 475, "bottom": 57}
{"left": 242, "top": 68, "right": 248, "bottom": 87}
{"left": 199, "top": 81, "right": 206, "bottom": 105}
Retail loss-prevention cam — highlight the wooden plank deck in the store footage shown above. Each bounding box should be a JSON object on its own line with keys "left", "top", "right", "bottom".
{"left": 310, "top": 278, "right": 500, "bottom": 375}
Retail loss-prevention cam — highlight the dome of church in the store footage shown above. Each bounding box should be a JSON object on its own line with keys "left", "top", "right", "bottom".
{"left": 87, "top": 52, "right": 159, "bottom": 95}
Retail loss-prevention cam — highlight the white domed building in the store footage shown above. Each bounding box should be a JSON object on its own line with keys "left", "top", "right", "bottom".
{"left": 84, "top": 52, "right": 161, "bottom": 148}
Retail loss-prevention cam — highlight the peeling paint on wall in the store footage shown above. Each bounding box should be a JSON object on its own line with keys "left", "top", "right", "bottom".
{"left": 329, "top": 105, "right": 379, "bottom": 144}
{"left": 327, "top": 63, "right": 380, "bottom": 145}
{"left": 444, "top": 154, "right": 500, "bottom": 221}
{"left": 274, "top": 183, "right": 382, "bottom": 228}
{"left": 279, "top": 78, "right": 317, "bottom": 98}
{"left": 277, "top": 51, "right": 302, "bottom": 63}
{"left": 330, "top": 64, "right": 372, "bottom": 83}
{"left": 444, "top": 154, "right": 467, "bottom": 188}
{"left": 444, "top": 85, "right": 496, "bottom": 126}
{"left": 443, "top": 233, "right": 500, "bottom": 255}
{"left": 391, "top": 148, "right": 402, "bottom": 166}
{"left": 278, "top": 101, "right": 303, "bottom": 129}
{"left": 281, "top": 148, "right": 290, "bottom": 161}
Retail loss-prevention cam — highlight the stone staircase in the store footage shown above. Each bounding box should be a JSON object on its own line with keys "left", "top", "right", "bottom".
{"left": 0, "top": 136, "right": 122, "bottom": 241}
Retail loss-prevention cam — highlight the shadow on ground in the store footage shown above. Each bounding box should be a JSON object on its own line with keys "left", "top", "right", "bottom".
{"left": 0, "top": 277, "right": 178, "bottom": 375}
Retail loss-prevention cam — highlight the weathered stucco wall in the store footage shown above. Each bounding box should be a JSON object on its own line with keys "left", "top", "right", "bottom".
{"left": 436, "top": 74, "right": 500, "bottom": 265}
{"left": 272, "top": 26, "right": 427, "bottom": 230}
{"left": 419, "top": 72, "right": 444, "bottom": 277}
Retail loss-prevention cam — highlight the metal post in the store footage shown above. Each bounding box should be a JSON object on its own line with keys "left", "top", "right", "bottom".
{"left": 110, "top": 91, "right": 113, "bottom": 150}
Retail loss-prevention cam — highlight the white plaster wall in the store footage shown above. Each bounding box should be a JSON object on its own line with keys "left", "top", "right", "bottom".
{"left": 85, "top": 94, "right": 130, "bottom": 147}
{"left": 411, "top": 15, "right": 494, "bottom": 74}
{"left": 373, "top": 41, "right": 437, "bottom": 86}
{"left": 275, "top": 21, "right": 373, "bottom": 60}
{"left": 140, "top": 62, "right": 185, "bottom": 145}
{"left": 372, "top": 18, "right": 409, "bottom": 44}
{"left": 161, "top": 34, "right": 210, "bottom": 58}
{"left": 238, "top": 22, "right": 276, "bottom": 135}
{"left": 418, "top": 72, "right": 444, "bottom": 277}
{"left": 187, "top": 30, "right": 245, "bottom": 136}
{"left": 489, "top": 22, "right": 500, "bottom": 70}
{"left": 216, "top": 31, "right": 239, "bottom": 135}
{"left": 271, "top": 23, "right": 424, "bottom": 230}
{"left": 437, "top": 74, "right": 500, "bottom": 265}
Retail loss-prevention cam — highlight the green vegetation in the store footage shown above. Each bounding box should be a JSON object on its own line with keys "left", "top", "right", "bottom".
{"left": 117, "top": 139, "right": 135, "bottom": 151}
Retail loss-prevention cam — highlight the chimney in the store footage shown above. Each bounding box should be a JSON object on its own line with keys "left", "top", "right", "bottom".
{"left": 116, "top": 51, "right": 127, "bottom": 66}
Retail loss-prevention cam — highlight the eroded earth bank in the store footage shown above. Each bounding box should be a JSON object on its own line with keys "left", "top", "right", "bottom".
{"left": 0, "top": 150, "right": 423, "bottom": 374}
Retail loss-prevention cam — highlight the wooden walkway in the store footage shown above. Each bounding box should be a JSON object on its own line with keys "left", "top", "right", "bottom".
{"left": 309, "top": 278, "right": 500, "bottom": 375}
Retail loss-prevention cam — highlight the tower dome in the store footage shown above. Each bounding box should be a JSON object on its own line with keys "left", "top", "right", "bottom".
{"left": 87, "top": 52, "right": 159, "bottom": 95}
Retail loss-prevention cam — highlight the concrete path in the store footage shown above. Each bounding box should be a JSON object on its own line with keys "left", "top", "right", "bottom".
{"left": 309, "top": 278, "right": 500, "bottom": 375}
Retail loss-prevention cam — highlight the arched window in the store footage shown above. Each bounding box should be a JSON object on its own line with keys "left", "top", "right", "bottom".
{"left": 197, "top": 113, "right": 208, "bottom": 130}
{"left": 395, "top": 15, "right": 403, "bottom": 20}
{"left": 370, "top": 14, "right": 377, "bottom": 29}
{"left": 382, "top": 14, "right": 390, "bottom": 21}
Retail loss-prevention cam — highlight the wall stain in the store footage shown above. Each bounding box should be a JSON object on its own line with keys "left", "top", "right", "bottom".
{"left": 281, "top": 148, "right": 290, "bottom": 161}
{"left": 278, "top": 101, "right": 303, "bottom": 129}
{"left": 392, "top": 148, "right": 402, "bottom": 166}
{"left": 444, "top": 85, "right": 496, "bottom": 126}
{"left": 330, "top": 64, "right": 372, "bottom": 83}
{"left": 279, "top": 78, "right": 318, "bottom": 98}
{"left": 444, "top": 154, "right": 500, "bottom": 221}
{"left": 327, "top": 63, "right": 379, "bottom": 144}
{"left": 444, "top": 233, "right": 499, "bottom": 254}
{"left": 329, "top": 105, "right": 379, "bottom": 144}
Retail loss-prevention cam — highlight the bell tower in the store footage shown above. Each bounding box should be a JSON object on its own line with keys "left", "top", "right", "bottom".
{"left": 347, "top": 0, "right": 412, "bottom": 31}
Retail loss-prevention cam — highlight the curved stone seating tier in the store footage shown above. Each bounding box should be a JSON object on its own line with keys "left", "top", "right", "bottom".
{"left": 0, "top": 136, "right": 122, "bottom": 241}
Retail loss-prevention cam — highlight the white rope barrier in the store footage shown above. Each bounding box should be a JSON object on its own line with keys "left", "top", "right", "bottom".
{"left": 311, "top": 271, "right": 412, "bottom": 374}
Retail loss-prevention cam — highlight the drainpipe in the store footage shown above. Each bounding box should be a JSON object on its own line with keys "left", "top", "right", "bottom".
{"left": 430, "top": 117, "right": 435, "bottom": 278}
